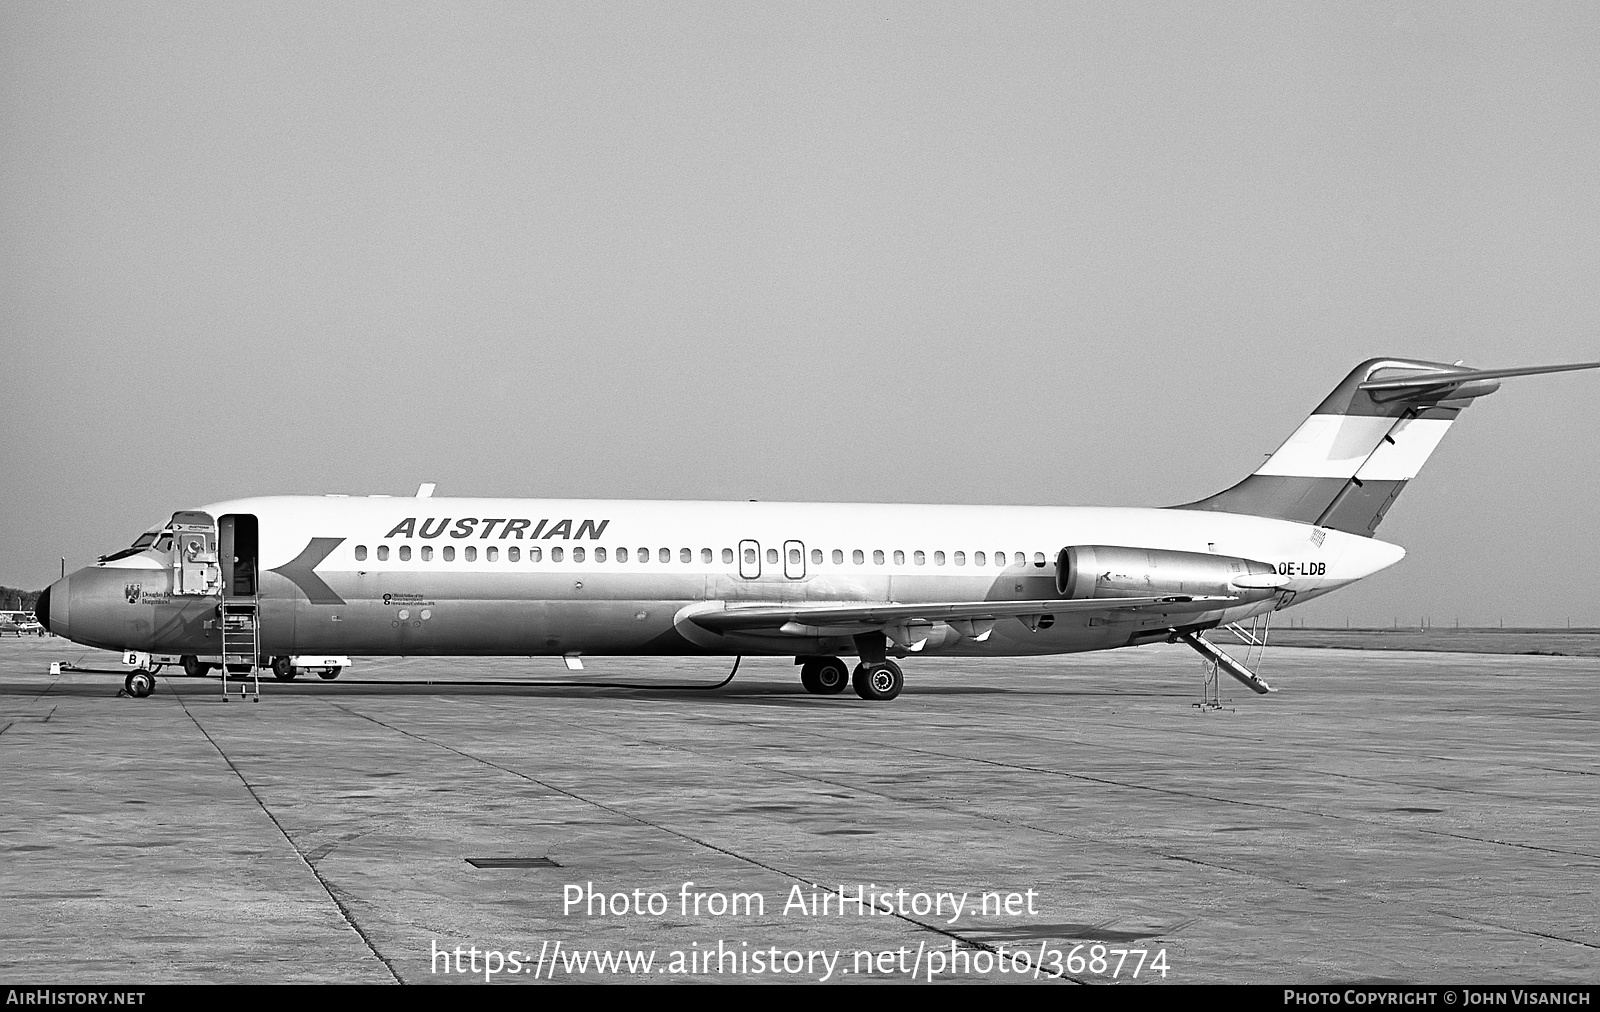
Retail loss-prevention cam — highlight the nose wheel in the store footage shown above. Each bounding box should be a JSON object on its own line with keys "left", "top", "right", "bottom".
{"left": 851, "top": 660, "right": 903, "bottom": 701}
{"left": 123, "top": 670, "right": 156, "bottom": 698}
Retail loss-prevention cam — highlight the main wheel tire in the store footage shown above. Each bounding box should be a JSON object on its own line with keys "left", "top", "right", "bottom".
{"left": 319, "top": 666, "right": 342, "bottom": 680}
{"left": 851, "top": 660, "right": 903, "bottom": 701}
{"left": 181, "top": 655, "right": 211, "bottom": 678}
{"left": 800, "top": 659, "right": 824, "bottom": 694}
{"left": 814, "top": 656, "right": 850, "bottom": 695}
{"left": 125, "top": 670, "right": 155, "bottom": 698}
{"left": 271, "top": 657, "right": 298, "bottom": 681}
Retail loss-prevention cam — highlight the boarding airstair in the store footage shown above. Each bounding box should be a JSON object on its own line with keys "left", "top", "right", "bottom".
{"left": 219, "top": 600, "right": 261, "bottom": 702}
{"left": 1185, "top": 613, "right": 1274, "bottom": 711}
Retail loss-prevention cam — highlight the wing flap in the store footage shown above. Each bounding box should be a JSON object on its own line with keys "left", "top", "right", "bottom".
{"left": 687, "top": 595, "right": 1234, "bottom": 634}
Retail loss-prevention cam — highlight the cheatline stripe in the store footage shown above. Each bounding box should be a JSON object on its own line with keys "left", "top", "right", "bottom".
{"left": 1256, "top": 415, "right": 1453, "bottom": 481}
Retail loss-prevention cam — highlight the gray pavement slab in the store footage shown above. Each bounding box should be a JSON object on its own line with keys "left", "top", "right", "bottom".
{"left": 1, "top": 637, "right": 1594, "bottom": 984}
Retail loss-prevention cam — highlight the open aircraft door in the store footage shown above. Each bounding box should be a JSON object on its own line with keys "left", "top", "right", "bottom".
{"left": 218, "top": 515, "right": 259, "bottom": 599}
{"left": 169, "top": 511, "right": 220, "bottom": 596}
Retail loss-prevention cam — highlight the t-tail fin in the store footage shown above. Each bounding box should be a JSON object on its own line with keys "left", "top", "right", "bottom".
{"left": 1174, "top": 357, "right": 1600, "bottom": 537}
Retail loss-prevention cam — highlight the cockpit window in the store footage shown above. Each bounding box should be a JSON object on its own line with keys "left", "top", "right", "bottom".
{"left": 99, "top": 525, "right": 174, "bottom": 563}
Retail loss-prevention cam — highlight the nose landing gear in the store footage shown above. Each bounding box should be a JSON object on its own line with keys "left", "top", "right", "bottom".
{"left": 123, "top": 670, "right": 156, "bottom": 698}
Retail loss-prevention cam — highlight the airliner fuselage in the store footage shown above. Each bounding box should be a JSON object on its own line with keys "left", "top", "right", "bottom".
{"left": 40, "top": 496, "right": 1397, "bottom": 665}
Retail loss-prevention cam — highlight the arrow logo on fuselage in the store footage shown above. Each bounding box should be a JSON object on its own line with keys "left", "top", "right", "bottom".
{"left": 268, "top": 538, "right": 346, "bottom": 604}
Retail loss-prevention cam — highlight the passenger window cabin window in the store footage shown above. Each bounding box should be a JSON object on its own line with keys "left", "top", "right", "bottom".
{"left": 421, "top": 546, "right": 433, "bottom": 562}
{"left": 509, "top": 546, "right": 520, "bottom": 562}
{"left": 722, "top": 548, "right": 734, "bottom": 564}
{"left": 595, "top": 547, "right": 606, "bottom": 562}
{"left": 766, "top": 548, "right": 778, "bottom": 565}
{"left": 872, "top": 550, "right": 884, "bottom": 565}
{"left": 552, "top": 546, "right": 564, "bottom": 562}
{"left": 487, "top": 546, "right": 499, "bottom": 562}
{"left": 660, "top": 548, "right": 670, "bottom": 563}
{"left": 974, "top": 551, "right": 985, "bottom": 566}
{"left": 934, "top": 551, "right": 945, "bottom": 565}
{"left": 810, "top": 549, "right": 822, "bottom": 565}
{"left": 701, "top": 548, "right": 713, "bottom": 563}
{"left": 680, "top": 548, "right": 692, "bottom": 563}
{"left": 852, "top": 549, "right": 864, "bottom": 565}
{"left": 616, "top": 547, "right": 627, "bottom": 562}
{"left": 377, "top": 545, "right": 390, "bottom": 561}
{"left": 465, "top": 546, "right": 477, "bottom": 562}
{"left": 355, "top": 545, "right": 368, "bottom": 561}
{"left": 574, "top": 547, "right": 586, "bottom": 563}
{"left": 954, "top": 551, "right": 965, "bottom": 566}
{"left": 444, "top": 546, "right": 456, "bottom": 562}
{"left": 638, "top": 547, "right": 649, "bottom": 562}
{"left": 914, "top": 550, "right": 925, "bottom": 565}
{"left": 893, "top": 550, "right": 905, "bottom": 565}
{"left": 399, "top": 545, "right": 412, "bottom": 561}
{"left": 529, "top": 547, "right": 541, "bottom": 562}
{"left": 789, "top": 548, "right": 801, "bottom": 565}
{"left": 832, "top": 549, "right": 843, "bottom": 565}
{"left": 1033, "top": 552, "right": 1046, "bottom": 566}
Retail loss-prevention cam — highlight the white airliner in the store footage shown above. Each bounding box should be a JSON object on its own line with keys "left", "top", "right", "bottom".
{"left": 35, "top": 357, "right": 1597, "bottom": 701}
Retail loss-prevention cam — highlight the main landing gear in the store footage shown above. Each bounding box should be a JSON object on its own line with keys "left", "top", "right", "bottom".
{"left": 852, "top": 660, "right": 903, "bottom": 701}
{"left": 797, "top": 655, "right": 904, "bottom": 701}
{"left": 800, "top": 656, "right": 850, "bottom": 695}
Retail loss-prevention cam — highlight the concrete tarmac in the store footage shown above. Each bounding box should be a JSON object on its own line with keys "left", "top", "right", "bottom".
{"left": 1, "top": 637, "right": 1594, "bottom": 985}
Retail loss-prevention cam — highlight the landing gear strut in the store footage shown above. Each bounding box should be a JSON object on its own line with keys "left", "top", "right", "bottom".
{"left": 799, "top": 656, "right": 850, "bottom": 695}
{"left": 852, "top": 660, "right": 903, "bottom": 701}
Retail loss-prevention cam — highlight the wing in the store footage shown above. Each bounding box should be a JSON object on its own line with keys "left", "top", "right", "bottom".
{"left": 685, "top": 595, "right": 1234, "bottom": 642}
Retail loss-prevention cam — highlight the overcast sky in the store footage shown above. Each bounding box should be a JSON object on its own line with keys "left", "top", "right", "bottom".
{"left": 3, "top": 2, "right": 1598, "bottom": 625}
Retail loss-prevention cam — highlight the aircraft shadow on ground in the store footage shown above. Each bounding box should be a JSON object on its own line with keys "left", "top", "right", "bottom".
{"left": 0, "top": 678, "right": 1180, "bottom": 703}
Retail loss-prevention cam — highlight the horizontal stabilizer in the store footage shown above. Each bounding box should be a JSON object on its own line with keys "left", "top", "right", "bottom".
{"left": 1358, "top": 361, "right": 1600, "bottom": 392}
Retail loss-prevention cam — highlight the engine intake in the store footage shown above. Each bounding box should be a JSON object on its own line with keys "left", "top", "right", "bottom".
{"left": 1056, "top": 545, "right": 1279, "bottom": 602}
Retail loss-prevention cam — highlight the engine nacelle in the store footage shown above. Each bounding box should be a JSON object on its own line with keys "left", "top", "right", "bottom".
{"left": 1055, "top": 545, "right": 1280, "bottom": 602}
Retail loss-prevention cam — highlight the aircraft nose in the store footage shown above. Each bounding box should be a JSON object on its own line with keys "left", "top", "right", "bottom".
{"left": 35, "top": 576, "right": 69, "bottom": 639}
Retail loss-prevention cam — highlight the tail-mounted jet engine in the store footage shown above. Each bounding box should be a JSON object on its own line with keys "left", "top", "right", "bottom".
{"left": 1055, "top": 545, "right": 1283, "bottom": 604}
